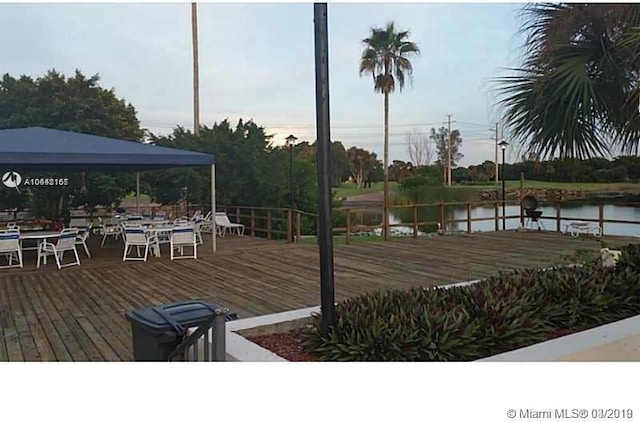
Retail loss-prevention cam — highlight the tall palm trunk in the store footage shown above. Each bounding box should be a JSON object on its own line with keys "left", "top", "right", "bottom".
{"left": 191, "top": 3, "right": 200, "bottom": 135}
{"left": 383, "top": 91, "right": 389, "bottom": 241}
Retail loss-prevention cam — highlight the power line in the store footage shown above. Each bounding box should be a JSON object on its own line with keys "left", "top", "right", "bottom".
{"left": 140, "top": 119, "right": 496, "bottom": 131}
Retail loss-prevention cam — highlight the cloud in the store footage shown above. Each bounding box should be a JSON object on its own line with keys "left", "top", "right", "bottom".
{"left": 0, "top": 2, "right": 524, "bottom": 166}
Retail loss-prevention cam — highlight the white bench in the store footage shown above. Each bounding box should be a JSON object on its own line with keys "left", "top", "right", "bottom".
{"left": 563, "top": 222, "right": 602, "bottom": 238}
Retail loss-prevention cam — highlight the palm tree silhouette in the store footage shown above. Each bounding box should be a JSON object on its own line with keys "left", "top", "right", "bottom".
{"left": 360, "top": 21, "right": 419, "bottom": 240}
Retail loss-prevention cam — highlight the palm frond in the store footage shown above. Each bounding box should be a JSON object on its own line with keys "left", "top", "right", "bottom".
{"left": 495, "top": 2, "right": 640, "bottom": 159}
{"left": 359, "top": 21, "right": 419, "bottom": 95}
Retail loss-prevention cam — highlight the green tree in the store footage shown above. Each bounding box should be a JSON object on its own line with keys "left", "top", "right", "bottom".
{"left": 330, "top": 141, "right": 351, "bottom": 187}
{"left": 430, "top": 127, "right": 463, "bottom": 184}
{"left": 388, "top": 160, "right": 414, "bottom": 181}
{"left": 294, "top": 140, "right": 350, "bottom": 187}
{"left": 0, "top": 69, "right": 143, "bottom": 217}
{"left": 359, "top": 21, "right": 420, "bottom": 239}
{"left": 495, "top": 3, "right": 640, "bottom": 159}
{"left": 347, "top": 146, "right": 379, "bottom": 187}
{"left": 147, "top": 120, "right": 319, "bottom": 216}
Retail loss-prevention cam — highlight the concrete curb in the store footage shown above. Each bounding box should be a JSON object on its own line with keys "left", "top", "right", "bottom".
{"left": 478, "top": 315, "right": 640, "bottom": 362}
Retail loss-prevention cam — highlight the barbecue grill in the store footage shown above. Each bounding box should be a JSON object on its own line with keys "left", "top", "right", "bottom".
{"left": 522, "top": 195, "right": 545, "bottom": 231}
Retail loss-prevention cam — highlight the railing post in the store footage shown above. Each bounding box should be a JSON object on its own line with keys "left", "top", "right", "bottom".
{"left": 267, "top": 210, "right": 272, "bottom": 240}
{"left": 236, "top": 207, "right": 241, "bottom": 226}
{"left": 598, "top": 203, "right": 604, "bottom": 234}
{"left": 250, "top": 209, "right": 256, "bottom": 237}
{"left": 287, "top": 209, "right": 293, "bottom": 244}
{"left": 212, "top": 309, "right": 227, "bottom": 362}
{"left": 413, "top": 205, "right": 418, "bottom": 239}
{"left": 296, "top": 211, "right": 302, "bottom": 242}
{"left": 494, "top": 201, "right": 499, "bottom": 232}
{"left": 466, "top": 202, "right": 472, "bottom": 234}
{"left": 556, "top": 202, "right": 561, "bottom": 232}
{"left": 346, "top": 209, "right": 351, "bottom": 245}
{"left": 439, "top": 201, "right": 445, "bottom": 231}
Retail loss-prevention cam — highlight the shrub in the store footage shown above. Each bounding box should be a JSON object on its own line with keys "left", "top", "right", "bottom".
{"left": 301, "top": 244, "right": 640, "bottom": 361}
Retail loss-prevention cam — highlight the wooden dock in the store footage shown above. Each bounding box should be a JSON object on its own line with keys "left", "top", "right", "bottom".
{"left": 0, "top": 231, "right": 637, "bottom": 361}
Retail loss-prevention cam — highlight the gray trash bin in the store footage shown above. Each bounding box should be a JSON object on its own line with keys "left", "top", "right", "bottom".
{"left": 125, "top": 300, "right": 238, "bottom": 361}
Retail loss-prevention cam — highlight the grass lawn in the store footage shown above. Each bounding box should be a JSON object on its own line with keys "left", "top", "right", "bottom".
{"left": 333, "top": 181, "right": 398, "bottom": 199}
{"left": 449, "top": 180, "right": 640, "bottom": 193}
{"left": 121, "top": 192, "right": 153, "bottom": 202}
{"left": 333, "top": 180, "right": 639, "bottom": 201}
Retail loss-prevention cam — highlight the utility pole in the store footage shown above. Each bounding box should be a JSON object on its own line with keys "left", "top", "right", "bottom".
{"left": 446, "top": 114, "right": 455, "bottom": 186}
{"left": 191, "top": 3, "right": 200, "bottom": 135}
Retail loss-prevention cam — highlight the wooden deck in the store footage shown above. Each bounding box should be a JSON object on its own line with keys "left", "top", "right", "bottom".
{"left": 0, "top": 231, "right": 637, "bottom": 361}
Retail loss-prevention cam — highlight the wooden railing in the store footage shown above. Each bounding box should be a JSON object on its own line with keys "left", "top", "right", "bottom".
{"left": 219, "top": 206, "right": 315, "bottom": 243}
{"left": 338, "top": 200, "right": 520, "bottom": 244}
{"left": 218, "top": 200, "right": 640, "bottom": 244}
{"left": 167, "top": 308, "right": 228, "bottom": 362}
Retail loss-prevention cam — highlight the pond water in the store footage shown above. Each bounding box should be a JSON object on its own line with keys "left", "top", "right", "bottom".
{"left": 354, "top": 202, "right": 640, "bottom": 237}
{"left": 444, "top": 203, "right": 640, "bottom": 236}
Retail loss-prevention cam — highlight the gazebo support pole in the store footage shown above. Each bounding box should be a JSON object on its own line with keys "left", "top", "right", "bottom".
{"left": 136, "top": 172, "right": 140, "bottom": 214}
{"left": 211, "top": 164, "right": 217, "bottom": 253}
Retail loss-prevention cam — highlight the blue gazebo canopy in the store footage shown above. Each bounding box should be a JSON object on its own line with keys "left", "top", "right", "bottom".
{"left": 0, "top": 127, "right": 215, "bottom": 172}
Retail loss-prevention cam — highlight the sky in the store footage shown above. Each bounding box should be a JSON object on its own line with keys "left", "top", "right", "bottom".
{"left": 0, "top": 2, "right": 527, "bottom": 166}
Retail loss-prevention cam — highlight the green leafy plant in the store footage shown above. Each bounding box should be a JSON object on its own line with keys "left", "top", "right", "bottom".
{"left": 301, "top": 243, "right": 640, "bottom": 361}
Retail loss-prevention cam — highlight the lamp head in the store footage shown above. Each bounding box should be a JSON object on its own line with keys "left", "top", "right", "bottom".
{"left": 498, "top": 140, "right": 509, "bottom": 151}
{"left": 285, "top": 134, "right": 298, "bottom": 147}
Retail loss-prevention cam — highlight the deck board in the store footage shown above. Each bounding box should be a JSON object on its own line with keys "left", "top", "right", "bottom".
{"left": 22, "top": 275, "right": 72, "bottom": 361}
{"left": 0, "top": 231, "right": 637, "bottom": 361}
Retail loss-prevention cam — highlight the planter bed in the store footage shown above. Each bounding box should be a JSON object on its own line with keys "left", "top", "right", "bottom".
{"left": 299, "top": 244, "right": 640, "bottom": 361}
{"left": 227, "top": 245, "right": 640, "bottom": 362}
{"left": 246, "top": 329, "right": 317, "bottom": 362}
{"left": 242, "top": 322, "right": 608, "bottom": 362}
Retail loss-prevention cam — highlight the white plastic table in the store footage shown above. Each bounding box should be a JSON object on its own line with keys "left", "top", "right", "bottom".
{"left": 20, "top": 231, "right": 60, "bottom": 251}
{"left": 563, "top": 222, "right": 602, "bottom": 238}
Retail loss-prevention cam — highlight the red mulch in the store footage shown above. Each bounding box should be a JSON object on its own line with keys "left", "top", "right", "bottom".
{"left": 246, "top": 329, "right": 318, "bottom": 362}
{"left": 247, "top": 326, "right": 591, "bottom": 362}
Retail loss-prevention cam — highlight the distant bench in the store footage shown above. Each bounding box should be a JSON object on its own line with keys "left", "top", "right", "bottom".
{"left": 563, "top": 222, "right": 602, "bottom": 238}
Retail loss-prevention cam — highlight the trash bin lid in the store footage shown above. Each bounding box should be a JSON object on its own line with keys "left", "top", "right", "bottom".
{"left": 125, "top": 300, "right": 227, "bottom": 335}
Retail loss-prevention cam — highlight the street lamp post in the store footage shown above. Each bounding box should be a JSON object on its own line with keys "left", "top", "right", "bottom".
{"left": 499, "top": 140, "right": 509, "bottom": 230}
{"left": 285, "top": 134, "right": 298, "bottom": 242}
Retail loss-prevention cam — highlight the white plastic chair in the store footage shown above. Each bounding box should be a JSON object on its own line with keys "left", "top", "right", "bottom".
{"left": 38, "top": 228, "right": 80, "bottom": 269}
{"left": 170, "top": 225, "right": 197, "bottom": 260}
{"left": 123, "top": 225, "right": 157, "bottom": 262}
{"left": 75, "top": 223, "right": 93, "bottom": 257}
{"left": 0, "top": 229, "right": 23, "bottom": 269}
{"left": 100, "top": 219, "right": 122, "bottom": 247}
{"left": 215, "top": 212, "right": 245, "bottom": 236}
{"left": 153, "top": 211, "right": 169, "bottom": 221}
{"left": 199, "top": 211, "right": 213, "bottom": 233}
{"left": 193, "top": 221, "right": 204, "bottom": 245}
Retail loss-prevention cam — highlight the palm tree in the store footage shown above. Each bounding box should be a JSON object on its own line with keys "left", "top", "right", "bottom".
{"left": 191, "top": 2, "right": 200, "bottom": 135}
{"left": 360, "top": 22, "right": 419, "bottom": 240}
{"left": 496, "top": 3, "right": 640, "bottom": 160}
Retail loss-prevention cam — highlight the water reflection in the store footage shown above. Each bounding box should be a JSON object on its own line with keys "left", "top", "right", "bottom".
{"left": 347, "top": 202, "right": 640, "bottom": 237}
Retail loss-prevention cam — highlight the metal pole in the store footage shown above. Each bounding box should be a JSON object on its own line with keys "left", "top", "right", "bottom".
{"left": 211, "top": 164, "right": 216, "bottom": 252}
{"left": 314, "top": 2, "right": 336, "bottom": 335}
{"left": 502, "top": 148, "right": 506, "bottom": 231}
{"left": 212, "top": 308, "right": 227, "bottom": 362}
{"left": 136, "top": 172, "right": 140, "bottom": 214}
{"left": 289, "top": 144, "right": 295, "bottom": 242}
